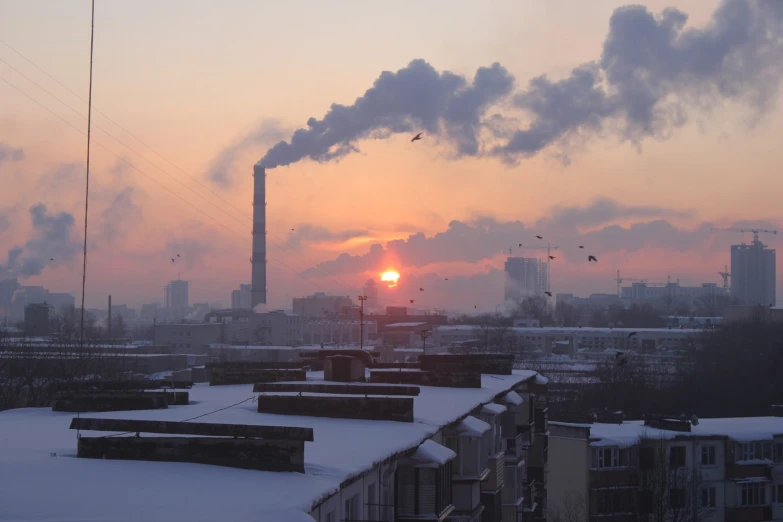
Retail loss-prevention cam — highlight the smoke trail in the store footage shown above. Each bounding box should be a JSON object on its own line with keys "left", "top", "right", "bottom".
{"left": 258, "top": 60, "right": 514, "bottom": 168}
{"left": 256, "top": 0, "right": 783, "bottom": 170}
{"left": 0, "top": 203, "right": 80, "bottom": 279}
{"left": 0, "top": 142, "right": 24, "bottom": 165}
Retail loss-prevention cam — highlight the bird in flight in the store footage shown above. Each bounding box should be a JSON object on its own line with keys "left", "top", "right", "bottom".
{"left": 176, "top": 254, "right": 180, "bottom": 258}
{"left": 544, "top": 291, "right": 552, "bottom": 297}
{"left": 518, "top": 243, "right": 523, "bottom": 248}
{"left": 291, "top": 228, "right": 295, "bottom": 231}
{"left": 171, "top": 258, "right": 175, "bottom": 263}
{"left": 419, "top": 287, "right": 424, "bottom": 291}
{"left": 474, "top": 305, "right": 477, "bottom": 309}
{"left": 549, "top": 255, "right": 556, "bottom": 260}
{"left": 50, "top": 258, "right": 54, "bottom": 261}
{"left": 535, "top": 235, "right": 543, "bottom": 239}
{"left": 579, "top": 245, "right": 584, "bottom": 249}
{"left": 409, "top": 299, "right": 415, "bottom": 304}
{"left": 588, "top": 255, "right": 597, "bottom": 262}
{"left": 411, "top": 133, "right": 422, "bottom": 142}
{"left": 444, "top": 278, "right": 449, "bottom": 281}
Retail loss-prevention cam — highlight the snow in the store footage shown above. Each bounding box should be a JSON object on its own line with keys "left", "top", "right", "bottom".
{"left": 503, "top": 391, "right": 523, "bottom": 406}
{"left": 455, "top": 415, "right": 491, "bottom": 437}
{"left": 412, "top": 439, "right": 456, "bottom": 467}
{"left": 482, "top": 403, "right": 507, "bottom": 415}
{"left": 0, "top": 370, "right": 537, "bottom": 522}
{"left": 535, "top": 375, "right": 550, "bottom": 385}
{"left": 572, "top": 417, "right": 783, "bottom": 448}
{"left": 385, "top": 322, "right": 429, "bottom": 328}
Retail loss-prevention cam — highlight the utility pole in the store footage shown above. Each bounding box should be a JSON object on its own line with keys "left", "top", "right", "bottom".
{"left": 358, "top": 295, "right": 367, "bottom": 351}
{"left": 420, "top": 329, "right": 431, "bottom": 356}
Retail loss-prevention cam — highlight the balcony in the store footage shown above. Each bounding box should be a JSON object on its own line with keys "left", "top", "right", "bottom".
{"left": 534, "top": 407, "right": 548, "bottom": 434}
{"left": 504, "top": 433, "right": 528, "bottom": 462}
{"left": 726, "top": 464, "right": 772, "bottom": 480}
{"left": 528, "top": 465, "right": 544, "bottom": 484}
{"left": 589, "top": 468, "right": 637, "bottom": 488}
{"left": 726, "top": 506, "right": 772, "bottom": 522}
{"left": 483, "top": 451, "right": 505, "bottom": 492}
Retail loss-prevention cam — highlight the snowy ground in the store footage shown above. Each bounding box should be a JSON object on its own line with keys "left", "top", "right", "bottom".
{"left": 0, "top": 371, "right": 535, "bottom": 522}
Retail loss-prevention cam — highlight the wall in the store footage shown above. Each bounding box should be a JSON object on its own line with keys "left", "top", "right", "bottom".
{"left": 547, "top": 424, "right": 590, "bottom": 521}
{"left": 310, "top": 460, "right": 395, "bottom": 522}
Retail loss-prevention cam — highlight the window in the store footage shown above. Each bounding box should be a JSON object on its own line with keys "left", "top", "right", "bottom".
{"left": 701, "top": 487, "right": 716, "bottom": 508}
{"left": 593, "top": 447, "right": 630, "bottom": 468}
{"left": 741, "top": 441, "right": 773, "bottom": 461}
{"left": 670, "top": 446, "right": 686, "bottom": 468}
{"left": 740, "top": 483, "right": 767, "bottom": 506}
{"left": 773, "top": 484, "right": 783, "bottom": 504}
{"left": 701, "top": 445, "right": 716, "bottom": 466}
{"left": 367, "top": 483, "right": 376, "bottom": 521}
{"left": 774, "top": 443, "right": 783, "bottom": 463}
{"left": 670, "top": 488, "right": 686, "bottom": 509}
{"left": 344, "top": 494, "right": 359, "bottom": 521}
{"left": 324, "top": 512, "right": 333, "bottom": 522}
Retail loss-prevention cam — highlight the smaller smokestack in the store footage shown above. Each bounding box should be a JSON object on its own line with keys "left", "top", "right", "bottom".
{"left": 108, "top": 295, "right": 112, "bottom": 339}
{"left": 251, "top": 164, "right": 267, "bottom": 308}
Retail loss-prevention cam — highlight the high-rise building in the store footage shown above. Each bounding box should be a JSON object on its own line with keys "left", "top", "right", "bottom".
{"left": 731, "top": 238, "right": 776, "bottom": 306}
{"left": 164, "top": 280, "right": 189, "bottom": 321}
{"left": 231, "top": 284, "right": 252, "bottom": 310}
{"left": 504, "top": 256, "right": 549, "bottom": 302}
{"left": 363, "top": 279, "right": 378, "bottom": 308}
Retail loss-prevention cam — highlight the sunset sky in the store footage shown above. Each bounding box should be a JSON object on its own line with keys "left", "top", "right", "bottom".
{"left": 1, "top": 0, "right": 782, "bottom": 311}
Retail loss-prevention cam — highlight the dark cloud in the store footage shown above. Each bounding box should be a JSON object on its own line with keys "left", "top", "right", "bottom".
{"left": 300, "top": 198, "right": 773, "bottom": 277}
{"left": 253, "top": 0, "right": 782, "bottom": 171}
{"left": 0, "top": 143, "right": 24, "bottom": 164}
{"left": 0, "top": 203, "right": 80, "bottom": 278}
{"left": 206, "top": 120, "right": 288, "bottom": 188}
{"left": 541, "top": 197, "right": 692, "bottom": 230}
{"left": 286, "top": 225, "right": 370, "bottom": 248}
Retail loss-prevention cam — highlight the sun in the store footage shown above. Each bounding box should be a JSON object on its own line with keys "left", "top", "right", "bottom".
{"left": 380, "top": 270, "right": 400, "bottom": 288}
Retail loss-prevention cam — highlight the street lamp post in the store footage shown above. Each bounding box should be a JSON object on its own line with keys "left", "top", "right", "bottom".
{"left": 358, "top": 295, "right": 367, "bottom": 351}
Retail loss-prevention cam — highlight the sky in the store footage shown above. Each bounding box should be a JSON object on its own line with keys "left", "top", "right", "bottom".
{"left": 1, "top": 0, "right": 782, "bottom": 312}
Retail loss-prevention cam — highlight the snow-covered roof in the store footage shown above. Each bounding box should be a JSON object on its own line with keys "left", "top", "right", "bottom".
{"left": 434, "top": 325, "right": 702, "bottom": 335}
{"left": 535, "top": 375, "right": 550, "bottom": 385}
{"left": 455, "top": 415, "right": 491, "bottom": 437}
{"left": 482, "top": 403, "right": 507, "bottom": 415}
{"left": 385, "top": 322, "right": 429, "bottom": 328}
{"left": 411, "top": 439, "right": 456, "bottom": 467}
{"left": 552, "top": 417, "right": 783, "bottom": 448}
{"left": 0, "top": 370, "right": 537, "bottom": 522}
{"left": 503, "top": 391, "right": 523, "bottom": 406}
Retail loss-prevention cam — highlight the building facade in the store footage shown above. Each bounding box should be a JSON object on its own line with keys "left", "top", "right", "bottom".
{"left": 231, "top": 284, "right": 252, "bottom": 310}
{"left": 293, "top": 293, "right": 354, "bottom": 318}
{"left": 505, "top": 257, "right": 549, "bottom": 303}
{"left": 731, "top": 239, "right": 776, "bottom": 306}
{"left": 548, "top": 416, "right": 783, "bottom": 522}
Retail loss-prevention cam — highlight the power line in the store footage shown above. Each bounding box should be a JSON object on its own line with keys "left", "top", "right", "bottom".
{"left": 79, "top": 0, "right": 96, "bottom": 346}
{"left": 0, "top": 74, "right": 329, "bottom": 292}
{"left": 0, "top": 38, "right": 355, "bottom": 292}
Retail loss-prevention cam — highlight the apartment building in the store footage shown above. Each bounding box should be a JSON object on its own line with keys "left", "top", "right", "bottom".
{"left": 548, "top": 415, "right": 783, "bottom": 522}
{"left": 0, "top": 355, "right": 549, "bottom": 522}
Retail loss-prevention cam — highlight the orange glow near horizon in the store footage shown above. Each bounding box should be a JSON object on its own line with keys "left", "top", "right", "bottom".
{"left": 380, "top": 270, "right": 400, "bottom": 288}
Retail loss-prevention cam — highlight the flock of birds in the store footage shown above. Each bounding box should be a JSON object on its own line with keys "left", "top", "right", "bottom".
{"left": 170, "top": 253, "right": 180, "bottom": 263}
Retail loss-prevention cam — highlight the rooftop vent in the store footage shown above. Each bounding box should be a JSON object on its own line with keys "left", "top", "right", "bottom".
{"left": 643, "top": 414, "right": 692, "bottom": 432}
{"left": 370, "top": 370, "right": 481, "bottom": 388}
{"left": 419, "top": 353, "right": 513, "bottom": 375}
{"left": 257, "top": 395, "right": 414, "bottom": 422}
{"left": 70, "top": 418, "right": 312, "bottom": 473}
{"left": 206, "top": 363, "right": 305, "bottom": 386}
{"left": 324, "top": 355, "right": 365, "bottom": 383}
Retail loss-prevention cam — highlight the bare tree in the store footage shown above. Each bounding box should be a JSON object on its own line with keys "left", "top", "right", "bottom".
{"left": 549, "top": 490, "right": 588, "bottom": 522}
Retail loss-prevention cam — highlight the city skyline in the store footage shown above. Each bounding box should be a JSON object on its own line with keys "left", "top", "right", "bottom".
{"left": 1, "top": 0, "right": 782, "bottom": 310}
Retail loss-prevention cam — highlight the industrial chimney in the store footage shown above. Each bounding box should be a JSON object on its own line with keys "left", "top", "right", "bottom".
{"left": 251, "top": 164, "right": 267, "bottom": 308}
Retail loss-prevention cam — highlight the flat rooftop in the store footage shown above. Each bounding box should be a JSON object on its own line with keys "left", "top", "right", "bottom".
{"left": 0, "top": 370, "right": 536, "bottom": 522}
{"left": 436, "top": 325, "right": 703, "bottom": 335}
{"left": 552, "top": 417, "right": 783, "bottom": 447}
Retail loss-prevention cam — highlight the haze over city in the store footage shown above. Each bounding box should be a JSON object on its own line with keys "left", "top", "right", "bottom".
{"left": 2, "top": 0, "right": 782, "bottom": 312}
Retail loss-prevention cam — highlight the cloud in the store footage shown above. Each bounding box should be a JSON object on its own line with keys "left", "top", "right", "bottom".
{"left": 541, "top": 197, "right": 693, "bottom": 230}
{"left": 0, "top": 203, "right": 81, "bottom": 279}
{"left": 300, "top": 199, "right": 764, "bottom": 277}
{"left": 0, "top": 143, "right": 24, "bottom": 165}
{"left": 254, "top": 0, "right": 783, "bottom": 170}
{"left": 286, "top": 225, "right": 370, "bottom": 248}
{"left": 207, "top": 120, "right": 288, "bottom": 187}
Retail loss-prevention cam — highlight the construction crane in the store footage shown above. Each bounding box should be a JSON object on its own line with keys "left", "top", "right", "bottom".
{"left": 711, "top": 228, "right": 778, "bottom": 244}
{"left": 615, "top": 270, "right": 647, "bottom": 298}
{"left": 516, "top": 243, "right": 560, "bottom": 293}
{"left": 718, "top": 265, "right": 731, "bottom": 295}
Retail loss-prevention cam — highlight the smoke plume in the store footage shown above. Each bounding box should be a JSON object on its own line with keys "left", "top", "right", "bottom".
{"left": 257, "top": 0, "right": 783, "bottom": 170}
{"left": 0, "top": 204, "right": 80, "bottom": 279}
{"left": 0, "top": 142, "right": 24, "bottom": 165}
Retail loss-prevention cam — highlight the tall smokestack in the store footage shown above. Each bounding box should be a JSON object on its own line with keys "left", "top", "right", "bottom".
{"left": 251, "top": 164, "right": 267, "bottom": 308}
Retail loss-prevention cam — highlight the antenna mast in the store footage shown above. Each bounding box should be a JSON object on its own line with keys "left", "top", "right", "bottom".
{"left": 79, "top": 0, "right": 96, "bottom": 346}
